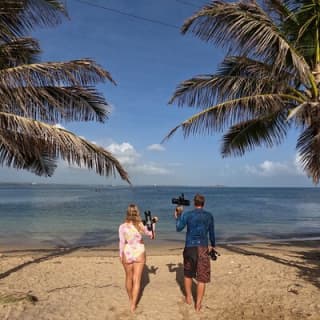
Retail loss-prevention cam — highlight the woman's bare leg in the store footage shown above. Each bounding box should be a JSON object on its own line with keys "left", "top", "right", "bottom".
{"left": 130, "top": 253, "right": 145, "bottom": 312}
{"left": 131, "top": 262, "right": 144, "bottom": 312}
{"left": 122, "top": 262, "right": 134, "bottom": 303}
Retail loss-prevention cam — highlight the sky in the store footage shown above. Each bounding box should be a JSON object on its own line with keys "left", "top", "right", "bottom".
{"left": 0, "top": 0, "right": 317, "bottom": 187}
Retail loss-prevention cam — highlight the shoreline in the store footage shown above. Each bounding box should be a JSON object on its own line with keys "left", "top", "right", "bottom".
{"left": 1, "top": 237, "right": 319, "bottom": 257}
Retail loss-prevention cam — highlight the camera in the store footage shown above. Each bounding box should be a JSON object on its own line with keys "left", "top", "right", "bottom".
{"left": 171, "top": 193, "right": 190, "bottom": 206}
{"left": 143, "top": 210, "right": 157, "bottom": 232}
{"left": 208, "top": 249, "right": 220, "bottom": 261}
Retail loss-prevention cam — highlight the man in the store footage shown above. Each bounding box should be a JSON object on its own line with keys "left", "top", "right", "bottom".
{"left": 174, "top": 193, "right": 215, "bottom": 312}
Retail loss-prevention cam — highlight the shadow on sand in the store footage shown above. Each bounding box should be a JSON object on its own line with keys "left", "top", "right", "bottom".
{"left": 166, "top": 262, "right": 197, "bottom": 303}
{"left": 220, "top": 241, "right": 320, "bottom": 289}
{"left": 137, "top": 264, "right": 158, "bottom": 304}
{"left": 0, "top": 229, "right": 117, "bottom": 280}
{"left": 0, "top": 246, "right": 81, "bottom": 280}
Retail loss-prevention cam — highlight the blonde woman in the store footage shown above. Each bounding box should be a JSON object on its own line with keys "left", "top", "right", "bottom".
{"left": 119, "top": 204, "right": 158, "bottom": 312}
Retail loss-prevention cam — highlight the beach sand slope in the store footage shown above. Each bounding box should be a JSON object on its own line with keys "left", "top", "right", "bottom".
{"left": 0, "top": 241, "right": 319, "bottom": 320}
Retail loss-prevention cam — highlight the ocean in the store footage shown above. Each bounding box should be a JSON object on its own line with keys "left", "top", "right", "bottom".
{"left": 0, "top": 184, "right": 319, "bottom": 249}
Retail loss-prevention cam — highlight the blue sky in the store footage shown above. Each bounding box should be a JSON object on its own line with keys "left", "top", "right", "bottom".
{"left": 0, "top": 0, "right": 316, "bottom": 187}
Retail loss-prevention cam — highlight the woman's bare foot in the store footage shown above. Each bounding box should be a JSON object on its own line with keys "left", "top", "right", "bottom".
{"left": 185, "top": 295, "right": 192, "bottom": 305}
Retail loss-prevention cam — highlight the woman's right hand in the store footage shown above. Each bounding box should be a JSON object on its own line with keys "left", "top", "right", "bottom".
{"left": 174, "top": 206, "right": 183, "bottom": 218}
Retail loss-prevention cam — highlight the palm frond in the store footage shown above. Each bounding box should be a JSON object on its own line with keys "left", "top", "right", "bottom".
{"left": 264, "top": 0, "right": 297, "bottom": 23}
{"left": 275, "top": 1, "right": 319, "bottom": 66}
{"left": 0, "top": 112, "right": 130, "bottom": 183}
{"left": 169, "top": 56, "right": 297, "bottom": 108}
{"left": 1, "top": 86, "right": 110, "bottom": 123}
{"left": 0, "top": 132, "right": 57, "bottom": 176}
{"left": 0, "top": 59, "right": 116, "bottom": 90}
{"left": 296, "top": 15, "right": 316, "bottom": 44}
{"left": 169, "top": 74, "right": 276, "bottom": 108}
{"left": 0, "top": 0, "right": 67, "bottom": 40}
{"left": 181, "top": 1, "right": 311, "bottom": 83}
{"left": 165, "top": 93, "right": 290, "bottom": 141}
{"left": 287, "top": 101, "right": 309, "bottom": 120}
{"left": 167, "top": 0, "right": 320, "bottom": 184}
{"left": 217, "top": 56, "right": 294, "bottom": 82}
{"left": 292, "top": 101, "right": 320, "bottom": 128}
{"left": 22, "top": 153, "right": 57, "bottom": 177}
{"left": 221, "top": 111, "right": 289, "bottom": 157}
{"left": 0, "top": 37, "right": 40, "bottom": 67}
{"left": 297, "top": 125, "right": 320, "bottom": 184}
{"left": 169, "top": 74, "right": 219, "bottom": 107}
{"left": 161, "top": 123, "right": 182, "bottom": 144}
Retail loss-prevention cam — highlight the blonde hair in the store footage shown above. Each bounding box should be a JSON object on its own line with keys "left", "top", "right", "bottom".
{"left": 125, "top": 204, "right": 144, "bottom": 232}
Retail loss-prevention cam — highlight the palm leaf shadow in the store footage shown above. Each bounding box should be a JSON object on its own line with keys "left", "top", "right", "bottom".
{"left": 220, "top": 243, "right": 320, "bottom": 289}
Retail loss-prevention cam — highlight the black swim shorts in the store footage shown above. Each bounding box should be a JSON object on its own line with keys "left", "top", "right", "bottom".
{"left": 183, "top": 246, "right": 210, "bottom": 283}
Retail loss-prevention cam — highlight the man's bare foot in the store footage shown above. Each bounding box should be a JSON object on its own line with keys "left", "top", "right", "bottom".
{"left": 195, "top": 304, "right": 202, "bottom": 312}
{"left": 185, "top": 295, "right": 192, "bottom": 305}
{"left": 130, "top": 304, "right": 136, "bottom": 313}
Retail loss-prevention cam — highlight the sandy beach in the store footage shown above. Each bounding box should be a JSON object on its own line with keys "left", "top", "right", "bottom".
{"left": 0, "top": 240, "right": 319, "bottom": 320}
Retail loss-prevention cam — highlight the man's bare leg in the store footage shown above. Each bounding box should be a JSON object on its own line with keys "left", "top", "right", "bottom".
{"left": 184, "top": 276, "right": 193, "bottom": 305}
{"left": 195, "top": 282, "right": 205, "bottom": 312}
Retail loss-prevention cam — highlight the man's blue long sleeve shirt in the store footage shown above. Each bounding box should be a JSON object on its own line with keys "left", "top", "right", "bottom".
{"left": 176, "top": 208, "right": 215, "bottom": 247}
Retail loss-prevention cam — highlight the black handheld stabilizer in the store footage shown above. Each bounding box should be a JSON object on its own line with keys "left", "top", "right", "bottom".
{"left": 143, "top": 210, "right": 157, "bottom": 232}
{"left": 143, "top": 210, "right": 153, "bottom": 231}
{"left": 208, "top": 249, "right": 220, "bottom": 261}
{"left": 171, "top": 193, "right": 190, "bottom": 206}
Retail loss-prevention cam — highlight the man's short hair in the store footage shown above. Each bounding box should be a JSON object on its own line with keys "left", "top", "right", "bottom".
{"left": 194, "top": 194, "right": 205, "bottom": 207}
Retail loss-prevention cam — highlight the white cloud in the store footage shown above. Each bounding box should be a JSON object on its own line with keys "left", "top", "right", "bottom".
{"left": 54, "top": 123, "right": 65, "bottom": 129}
{"left": 245, "top": 157, "right": 303, "bottom": 177}
{"left": 106, "top": 142, "right": 169, "bottom": 176}
{"left": 39, "top": 140, "right": 171, "bottom": 178}
{"left": 294, "top": 153, "right": 304, "bottom": 175}
{"left": 78, "top": 136, "right": 96, "bottom": 145}
{"left": 132, "top": 164, "right": 170, "bottom": 175}
{"left": 107, "top": 142, "right": 140, "bottom": 166}
{"left": 147, "top": 144, "right": 165, "bottom": 152}
{"left": 260, "top": 160, "right": 290, "bottom": 175}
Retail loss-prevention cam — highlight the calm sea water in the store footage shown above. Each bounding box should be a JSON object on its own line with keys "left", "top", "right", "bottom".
{"left": 0, "top": 184, "right": 319, "bottom": 248}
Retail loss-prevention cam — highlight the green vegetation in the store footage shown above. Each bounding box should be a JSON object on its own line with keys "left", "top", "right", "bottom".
{"left": 167, "top": 0, "right": 320, "bottom": 183}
